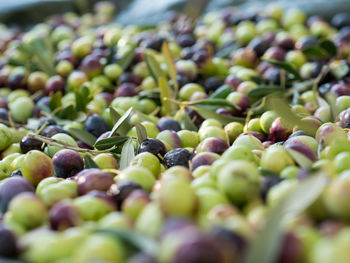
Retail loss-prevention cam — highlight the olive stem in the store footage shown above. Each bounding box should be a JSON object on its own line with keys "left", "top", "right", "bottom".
{"left": 26, "top": 133, "right": 115, "bottom": 154}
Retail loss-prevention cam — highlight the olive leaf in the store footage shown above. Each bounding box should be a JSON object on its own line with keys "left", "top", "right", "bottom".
{"left": 285, "top": 148, "right": 313, "bottom": 169}
{"left": 302, "top": 45, "right": 329, "bottom": 58}
{"left": 109, "top": 107, "right": 121, "bottom": 125}
{"left": 144, "top": 50, "right": 166, "bottom": 85}
{"left": 192, "top": 106, "right": 245, "bottom": 125}
{"left": 162, "top": 41, "right": 178, "bottom": 96}
{"left": 181, "top": 109, "right": 198, "bottom": 131}
{"left": 158, "top": 77, "right": 174, "bottom": 116}
{"left": 68, "top": 128, "right": 97, "bottom": 148}
{"left": 109, "top": 107, "right": 133, "bottom": 137}
{"left": 83, "top": 155, "right": 99, "bottom": 169}
{"left": 215, "top": 42, "right": 240, "bottom": 58}
{"left": 250, "top": 75, "right": 268, "bottom": 85}
{"left": 210, "top": 85, "right": 232, "bottom": 99}
{"left": 266, "top": 96, "right": 317, "bottom": 135}
{"left": 120, "top": 138, "right": 135, "bottom": 169}
{"left": 96, "top": 228, "right": 158, "bottom": 256}
{"left": 263, "top": 59, "right": 302, "bottom": 81}
{"left": 117, "top": 44, "right": 136, "bottom": 70}
{"left": 94, "top": 136, "right": 129, "bottom": 150}
{"left": 320, "top": 39, "right": 337, "bottom": 57}
{"left": 260, "top": 169, "right": 280, "bottom": 178}
{"left": 243, "top": 171, "right": 327, "bottom": 263}
{"left": 49, "top": 92, "right": 62, "bottom": 111}
{"left": 248, "top": 85, "right": 285, "bottom": 98}
{"left": 135, "top": 122, "right": 148, "bottom": 144}
{"left": 74, "top": 85, "right": 91, "bottom": 112}
{"left": 189, "top": 98, "right": 239, "bottom": 110}
{"left": 58, "top": 104, "right": 77, "bottom": 120}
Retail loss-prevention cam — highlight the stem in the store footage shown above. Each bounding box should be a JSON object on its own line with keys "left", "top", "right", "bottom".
{"left": 26, "top": 133, "right": 115, "bottom": 154}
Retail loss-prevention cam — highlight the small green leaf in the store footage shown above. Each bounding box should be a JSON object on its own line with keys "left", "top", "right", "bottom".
{"left": 260, "top": 169, "right": 280, "bottom": 178}
{"left": 250, "top": 75, "right": 267, "bottom": 85}
{"left": 83, "top": 155, "right": 99, "bottom": 169}
{"left": 248, "top": 85, "right": 285, "bottom": 98}
{"left": 144, "top": 50, "right": 166, "bottom": 85}
{"left": 109, "top": 107, "right": 133, "bottom": 137}
{"left": 210, "top": 85, "right": 232, "bottom": 99}
{"left": 94, "top": 136, "right": 129, "bottom": 150}
{"left": 58, "top": 104, "right": 77, "bottom": 120}
{"left": 320, "top": 39, "right": 337, "bottom": 57}
{"left": 190, "top": 98, "right": 239, "bottom": 109}
{"left": 215, "top": 42, "right": 240, "bottom": 58}
{"left": 266, "top": 96, "right": 317, "bottom": 135}
{"left": 68, "top": 128, "right": 97, "bottom": 148}
{"left": 243, "top": 171, "right": 327, "bottom": 263}
{"left": 158, "top": 77, "right": 174, "bottom": 116}
{"left": 49, "top": 92, "right": 62, "bottom": 111}
{"left": 192, "top": 106, "right": 245, "bottom": 125}
{"left": 162, "top": 41, "right": 178, "bottom": 96}
{"left": 264, "top": 59, "right": 302, "bottom": 80}
{"left": 109, "top": 107, "right": 121, "bottom": 125}
{"left": 302, "top": 45, "right": 328, "bottom": 58}
{"left": 117, "top": 44, "right": 136, "bottom": 70}
{"left": 286, "top": 148, "right": 313, "bottom": 169}
{"left": 96, "top": 228, "right": 158, "bottom": 256}
{"left": 135, "top": 122, "right": 148, "bottom": 144}
{"left": 120, "top": 138, "right": 135, "bottom": 169}
{"left": 181, "top": 109, "right": 198, "bottom": 131}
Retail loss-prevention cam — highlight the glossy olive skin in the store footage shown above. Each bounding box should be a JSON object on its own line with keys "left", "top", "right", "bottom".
{"left": 75, "top": 168, "right": 114, "bottom": 195}
{"left": 52, "top": 149, "right": 84, "bottom": 178}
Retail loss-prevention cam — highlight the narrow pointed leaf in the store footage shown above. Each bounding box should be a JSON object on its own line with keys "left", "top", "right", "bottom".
{"left": 285, "top": 148, "right": 313, "bottom": 169}
{"left": 264, "top": 59, "right": 302, "bottom": 80}
{"left": 120, "top": 138, "right": 135, "bottom": 169}
{"left": 243, "top": 172, "right": 327, "bottom": 263}
{"left": 181, "top": 109, "right": 198, "bottom": 131}
{"left": 117, "top": 44, "right": 136, "bottom": 70}
{"left": 83, "top": 155, "right": 99, "bottom": 169}
{"left": 109, "top": 107, "right": 121, "bottom": 125}
{"left": 320, "top": 39, "right": 337, "bottom": 57}
{"left": 135, "top": 122, "right": 148, "bottom": 144}
{"left": 302, "top": 45, "right": 328, "bottom": 58}
{"left": 68, "top": 128, "right": 97, "bottom": 147}
{"left": 158, "top": 77, "right": 174, "bottom": 116}
{"left": 49, "top": 91, "right": 62, "bottom": 111}
{"left": 162, "top": 41, "right": 178, "bottom": 96}
{"left": 248, "top": 85, "right": 285, "bottom": 98}
{"left": 96, "top": 228, "right": 158, "bottom": 256}
{"left": 94, "top": 136, "right": 129, "bottom": 150}
{"left": 192, "top": 106, "right": 245, "bottom": 125}
{"left": 144, "top": 50, "right": 166, "bottom": 84}
{"left": 190, "top": 98, "right": 239, "bottom": 109}
{"left": 210, "top": 85, "right": 232, "bottom": 99}
{"left": 109, "top": 107, "right": 133, "bottom": 137}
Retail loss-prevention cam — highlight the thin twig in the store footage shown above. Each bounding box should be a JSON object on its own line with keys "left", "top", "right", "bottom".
{"left": 26, "top": 133, "right": 115, "bottom": 154}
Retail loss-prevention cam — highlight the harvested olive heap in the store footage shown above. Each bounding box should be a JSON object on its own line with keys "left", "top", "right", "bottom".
{"left": 1, "top": 1, "right": 350, "bottom": 262}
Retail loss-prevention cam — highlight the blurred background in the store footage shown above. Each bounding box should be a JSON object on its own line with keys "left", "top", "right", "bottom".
{"left": 1, "top": 0, "right": 350, "bottom": 26}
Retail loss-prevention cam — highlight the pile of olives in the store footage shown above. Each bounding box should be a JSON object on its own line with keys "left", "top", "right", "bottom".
{"left": 0, "top": 1, "right": 350, "bottom": 263}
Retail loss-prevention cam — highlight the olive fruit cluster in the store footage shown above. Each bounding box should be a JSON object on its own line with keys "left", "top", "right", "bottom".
{"left": 0, "top": 1, "right": 349, "bottom": 263}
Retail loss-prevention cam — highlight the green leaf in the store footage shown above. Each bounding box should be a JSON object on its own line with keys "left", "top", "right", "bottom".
{"left": 320, "top": 39, "right": 337, "bottom": 57}
{"left": 248, "top": 85, "right": 285, "bottom": 98}
{"left": 181, "top": 109, "right": 198, "bottom": 131}
{"left": 264, "top": 59, "right": 302, "bottom": 80}
{"left": 135, "top": 122, "right": 148, "bottom": 144}
{"left": 215, "top": 42, "right": 240, "bottom": 58}
{"left": 74, "top": 85, "right": 91, "bottom": 112}
{"left": 266, "top": 96, "right": 317, "bottom": 135}
{"left": 302, "top": 45, "right": 328, "bottom": 58}
{"left": 243, "top": 171, "right": 327, "bottom": 263}
{"left": 210, "top": 85, "right": 232, "bottom": 99}
{"left": 190, "top": 98, "right": 239, "bottom": 109}
{"left": 58, "top": 104, "right": 77, "bottom": 120}
{"left": 286, "top": 148, "right": 313, "bottom": 169}
{"left": 158, "top": 77, "right": 174, "bottom": 116}
{"left": 49, "top": 92, "right": 62, "bottom": 111}
{"left": 162, "top": 41, "right": 178, "bottom": 96}
{"left": 109, "top": 107, "right": 133, "bottom": 137}
{"left": 192, "top": 106, "right": 245, "bottom": 125}
{"left": 117, "top": 44, "right": 136, "bottom": 70}
{"left": 83, "top": 155, "right": 99, "bottom": 169}
{"left": 109, "top": 107, "right": 121, "bottom": 125}
{"left": 144, "top": 50, "right": 166, "bottom": 85}
{"left": 120, "top": 138, "right": 135, "bottom": 170}
{"left": 96, "top": 228, "right": 158, "bottom": 256}
{"left": 94, "top": 136, "right": 129, "bottom": 150}
{"left": 250, "top": 75, "right": 267, "bottom": 85}
{"left": 260, "top": 169, "right": 280, "bottom": 178}
{"left": 68, "top": 128, "right": 97, "bottom": 147}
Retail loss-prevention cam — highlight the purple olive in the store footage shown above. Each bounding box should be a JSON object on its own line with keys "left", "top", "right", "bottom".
{"left": 75, "top": 168, "right": 114, "bottom": 195}
{"left": 49, "top": 200, "right": 82, "bottom": 231}
{"left": 52, "top": 149, "right": 84, "bottom": 178}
